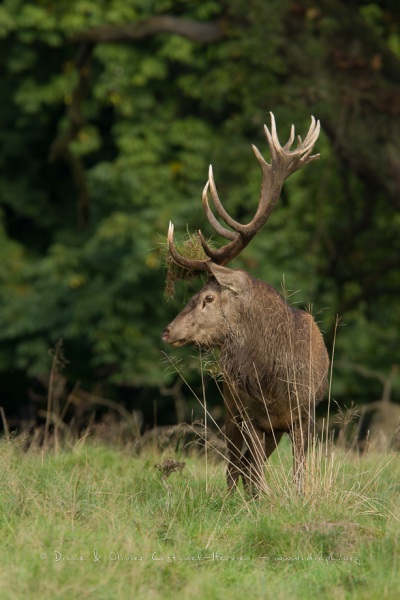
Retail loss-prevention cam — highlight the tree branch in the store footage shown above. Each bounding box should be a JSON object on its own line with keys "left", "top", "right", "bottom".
{"left": 72, "top": 15, "right": 224, "bottom": 44}
{"left": 48, "top": 42, "right": 94, "bottom": 229}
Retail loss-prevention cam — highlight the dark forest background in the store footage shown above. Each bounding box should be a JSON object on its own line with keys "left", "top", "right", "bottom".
{"left": 1, "top": 0, "right": 399, "bottom": 437}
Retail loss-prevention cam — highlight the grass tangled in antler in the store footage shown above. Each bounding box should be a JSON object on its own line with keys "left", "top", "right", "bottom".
{"left": 160, "top": 231, "right": 215, "bottom": 299}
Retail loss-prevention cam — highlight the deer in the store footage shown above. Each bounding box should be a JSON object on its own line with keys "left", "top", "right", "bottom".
{"left": 162, "top": 113, "right": 329, "bottom": 495}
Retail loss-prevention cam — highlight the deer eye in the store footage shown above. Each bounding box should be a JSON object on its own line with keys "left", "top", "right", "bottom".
{"left": 203, "top": 295, "right": 214, "bottom": 306}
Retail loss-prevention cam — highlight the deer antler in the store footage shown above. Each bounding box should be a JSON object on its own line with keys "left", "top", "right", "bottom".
{"left": 168, "top": 112, "right": 320, "bottom": 270}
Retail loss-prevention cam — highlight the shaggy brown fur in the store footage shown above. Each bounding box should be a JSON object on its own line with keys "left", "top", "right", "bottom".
{"left": 163, "top": 263, "right": 329, "bottom": 494}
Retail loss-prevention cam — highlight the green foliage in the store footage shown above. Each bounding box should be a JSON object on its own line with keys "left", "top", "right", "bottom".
{"left": 0, "top": 0, "right": 399, "bottom": 415}
{"left": 0, "top": 437, "right": 399, "bottom": 599}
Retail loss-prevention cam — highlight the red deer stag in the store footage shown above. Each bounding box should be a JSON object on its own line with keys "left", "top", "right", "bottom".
{"left": 162, "top": 113, "right": 329, "bottom": 494}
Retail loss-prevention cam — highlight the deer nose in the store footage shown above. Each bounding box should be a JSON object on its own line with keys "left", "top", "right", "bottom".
{"left": 162, "top": 327, "right": 170, "bottom": 342}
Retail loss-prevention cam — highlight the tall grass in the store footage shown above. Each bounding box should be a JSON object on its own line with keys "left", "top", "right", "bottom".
{"left": 1, "top": 330, "right": 399, "bottom": 599}
{"left": 0, "top": 430, "right": 399, "bottom": 600}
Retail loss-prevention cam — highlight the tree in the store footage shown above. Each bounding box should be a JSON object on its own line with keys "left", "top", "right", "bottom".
{"left": 0, "top": 0, "right": 399, "bottom": 426}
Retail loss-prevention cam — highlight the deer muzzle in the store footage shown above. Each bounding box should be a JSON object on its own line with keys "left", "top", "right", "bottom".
{"left": 161, "top": 327, "right": 186, "bottom": 347}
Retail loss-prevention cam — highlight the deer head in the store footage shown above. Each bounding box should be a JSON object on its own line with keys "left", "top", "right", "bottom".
{"left": 162, "top": 113, "right": 321, "bottom": 348}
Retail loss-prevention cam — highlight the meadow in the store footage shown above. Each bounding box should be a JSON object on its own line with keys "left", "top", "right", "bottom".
{"left": 0, "top": 429, "right": 399, "bottom": 600}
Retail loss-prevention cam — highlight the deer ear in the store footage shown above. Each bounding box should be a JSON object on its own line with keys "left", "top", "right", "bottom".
{"left": 207, "top": 263, "right": 247, "bottom": 294}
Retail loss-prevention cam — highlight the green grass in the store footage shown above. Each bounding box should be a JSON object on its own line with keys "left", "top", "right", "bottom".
{"left": 0, "top": 434, "right": 399, "bottom": 600}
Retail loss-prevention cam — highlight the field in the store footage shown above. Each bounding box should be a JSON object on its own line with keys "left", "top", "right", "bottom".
{"left": 0, "top": 431, "right": 399, "bottom": 600}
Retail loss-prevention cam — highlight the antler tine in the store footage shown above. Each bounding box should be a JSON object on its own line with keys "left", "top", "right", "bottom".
{"left": 167, "top": 221, "right": 210, "bottom": 271}
{"left": 199, "top": 178, "right": 238, "bottom": 261}
{"left": 297, "top": 118, "right": 320, "bottom": 165}
{"left": 207, "top": 166, "right": 247, "bottom": 234}
{"left": 263, "top": 120, "right": 278, "bottom": 163}
{"left": 283, "top": 124, "right": 295, "bottom": 151}
{"left": 268, "top": 112, "right": 287, "bottom": 158}
{"left": 300, "top": 116, "right": 320, "bottom": 149}
{"left": 202, "top": 179, "right": 237, "bottom": 241}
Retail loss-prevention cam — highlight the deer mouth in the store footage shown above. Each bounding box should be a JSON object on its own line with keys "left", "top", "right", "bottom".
{"left": 170, "top": 339, "right": 187, "bottom": 347}
{"left": 161, "top": 328, "right": 187, "bottom": 346}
